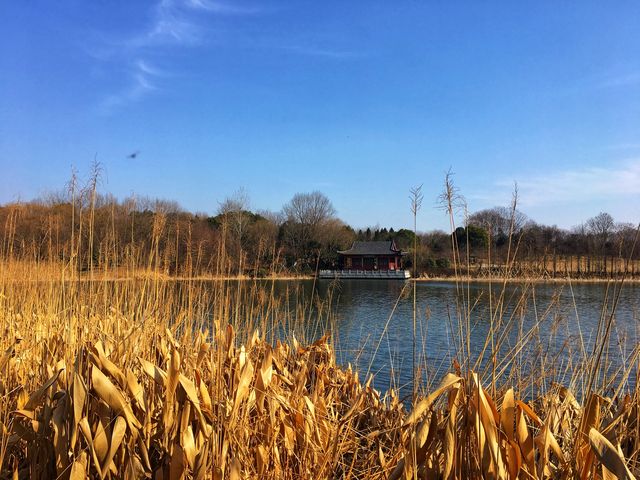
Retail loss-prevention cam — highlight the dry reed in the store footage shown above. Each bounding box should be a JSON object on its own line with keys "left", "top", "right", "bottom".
{"left": 0, "top": 260, "right": 638, "bottom": 479}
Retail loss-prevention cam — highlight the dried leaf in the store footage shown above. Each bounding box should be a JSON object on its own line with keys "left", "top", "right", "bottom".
{"left": 91, "top": 365, "right": 141, "bottom": 430}
{"left": 406, "top": 373, "right": 462, "bottom": 425}
{"left": 588, "top": 428, "right": 636, "bottom": 480}
{"left": 140, "top": 358, "right": 167, "bottom": 385}
{"left": 70, "top": 452, "right": 88, "bottom": 480}
{"left": 24, "top": 367, "right": 64, "bottom": 410}
{"left": 101, "top": 416, "right": 127, "bottom": 478}
{"left": 229, "top": 457, "right": 242, "bottom": 480}
{"left": 500, "top": 388, "right": 516, "bottom": 442}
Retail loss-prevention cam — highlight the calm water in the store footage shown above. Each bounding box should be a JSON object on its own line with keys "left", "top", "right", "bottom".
{"left": 260, "top": 279, "right": 640, "bottom": 400}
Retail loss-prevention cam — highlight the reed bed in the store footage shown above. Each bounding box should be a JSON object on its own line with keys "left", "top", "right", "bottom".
{"left": 0, "top": 258, "right": 638, "bottom": 479}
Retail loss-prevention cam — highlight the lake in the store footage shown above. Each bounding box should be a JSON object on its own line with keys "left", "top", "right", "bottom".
{"left": 251, "top": 279, "right": 640, "bottom": 401}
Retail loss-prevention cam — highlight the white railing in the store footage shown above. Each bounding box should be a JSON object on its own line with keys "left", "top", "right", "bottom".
{"left": 318, "top": 269, "right": 410, "bottom": 279}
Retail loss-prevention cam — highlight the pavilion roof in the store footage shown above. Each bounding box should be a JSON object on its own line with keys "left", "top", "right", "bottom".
{"left": 337, "top": 241, "right": 403, "bottom": 256}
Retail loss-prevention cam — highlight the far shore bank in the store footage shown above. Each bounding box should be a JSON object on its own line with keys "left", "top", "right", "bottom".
{"left": 413, "top": 275, "right": 640, "bottom": 284}
{"left": 0, "top": 273, "right": 317, "bottom": 282}
{"left": 2, "top": 261, "right": 639, "bottom": 284}
{"left": 10, "top": 274, "right": 640, "bottom": 284}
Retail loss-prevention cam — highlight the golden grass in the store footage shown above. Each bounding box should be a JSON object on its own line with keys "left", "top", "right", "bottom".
{"left": 0, "top": 260, "right": 639, "bottom": 478}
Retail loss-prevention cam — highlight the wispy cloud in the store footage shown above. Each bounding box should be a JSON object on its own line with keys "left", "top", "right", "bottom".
{"left": 130, "top": 0, "right": 201, "bottom": 48}
{"left": 561, "top": 69, "right": 640, "bottom": 97}
{"left": 598, "top": 71, "right": 640, "bottom": 89}
{"left": 605, "top": 143, "right": 640, "bottom": 151}
{"left": 135, "top": 59, "right": 169, "bottom": 78}
{"left": 489, "top": 159, "right": 640, "bottom": 208}
{"left": 98, "top": 63, "right": 160, "bottom": 114}
{"left": 278, "top": 44, "right": 361, "bottom": 59}
{"left": 95, "top": 0, "right": 260, "bottom": 113}
{"left": 130, "top": 0, "right": 261, "bottom": 48}
{"left": 185, "top": 0, "right": 262, "bottom": 15}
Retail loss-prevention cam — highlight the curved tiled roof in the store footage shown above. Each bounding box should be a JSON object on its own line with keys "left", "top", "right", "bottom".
{"left": 338, "top": 241, "right": 402, "bottom": 255}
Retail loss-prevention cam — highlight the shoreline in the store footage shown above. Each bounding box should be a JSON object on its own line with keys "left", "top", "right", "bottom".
{"left": 112, "top": 273, "right": 640, "bottom": 283}
{"left": 412, "top": 275, "right": 640, "bottom": 284}
{"left": 0, "top": 272, "right": 317, "bottom": 282}
{"left": 2, "top": 261, "right": 639, "bottom": 283}
{"left": 3, "top": 273, "right": 639, "bottom": 284}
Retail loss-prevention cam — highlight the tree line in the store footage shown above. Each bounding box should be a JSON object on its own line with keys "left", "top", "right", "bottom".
{"left": 0, "top": 187, "right": 354, "bottom": 276}
{"left": 1, "top": 183, "right": 638, "bottom": 278}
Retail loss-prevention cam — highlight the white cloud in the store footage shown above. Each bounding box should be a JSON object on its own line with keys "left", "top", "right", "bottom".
{"left": 493, "top": 159, "right": 640, "bottom": 208}
{"left": 99, "top": 65, "right": 158, "bottom": 114}
{"left": 129, "top": 0, "right": 203, "bottom": 48}
{"left": 279, "top": 45, "right": 360, "bottom": 59}
{"left": 599, "top": 71, "right": 640, "bottom": 89}
{"left": 185, "top": 0, "right": 261, "bottom": 15}
{"left": 130, "top": 0, "right": 260, "bottom": 48}
{"left": 605, "top": 143, "right": 640, "bottom": 151}
{"left": 135, "top": 60, "right": 168, "bottom": 78}
{"left": 95, "top": 0, "right": 260, "bottom": 113}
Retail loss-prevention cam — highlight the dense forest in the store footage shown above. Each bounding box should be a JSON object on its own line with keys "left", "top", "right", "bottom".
{"left": 1, "top": 179, "right": 638, "bottom": 278}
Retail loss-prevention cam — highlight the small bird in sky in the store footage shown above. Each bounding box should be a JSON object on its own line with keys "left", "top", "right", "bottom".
{"left": 127, "top": 150, "right": 140, "bottom": 159}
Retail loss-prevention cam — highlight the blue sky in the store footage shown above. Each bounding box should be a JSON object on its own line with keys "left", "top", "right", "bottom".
{"left": 1, "top": 1, "right": 639, "bottom": 231}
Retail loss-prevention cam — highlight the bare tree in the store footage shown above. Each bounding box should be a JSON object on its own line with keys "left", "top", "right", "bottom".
{"left": 614, "top": 222, "right": 637, "bottom": 258}
{"left": 587, "top": 212, "right": 615, "bottom": 246}
{"left": 281, "top": 191, "right": 336, "bottom": 268}
{"left": 219, "top": 188, "right": 250, "bottom": 230}
{"left": 469, "top": 206, "right": 527, "bottom": 239}
{"left": 584, "top": 212, "right": 616, "bottom": 273}
{"left": 282, "top": 191, "right": 336, "bottom": 229}
{"left": 282, "top": 191, "right": 336, "bottom": 247}
{"left": 257, "top": 209, "right": 285, "bottom": 227}
{"left": 217, "top": 189, "right": 251, "bottom": 263}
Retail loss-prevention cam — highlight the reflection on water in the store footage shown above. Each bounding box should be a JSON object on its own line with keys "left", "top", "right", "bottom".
{"left": 327, "top": 280, "right": 640, "bottom": 400}
{"left": 192, "top": 279, "right": 640, "bottom": 400}
{"left": 290, "top": 280, "right": 639, "bottom": 399}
